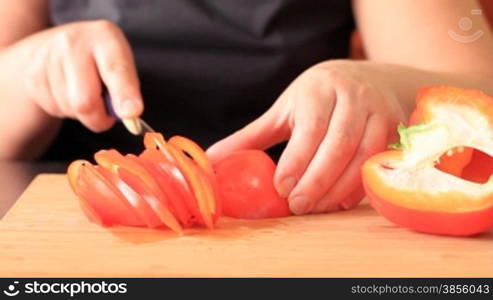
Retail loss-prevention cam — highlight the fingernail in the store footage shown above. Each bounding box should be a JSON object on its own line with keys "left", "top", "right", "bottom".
{"left": 289, "top": 196, "right": 312, "bottom": 215}
{"left": 119, "top": 99, "right": 140, "bottom": 118}
{"left": 277, "top": 176, "right": 297, "bottom": 198}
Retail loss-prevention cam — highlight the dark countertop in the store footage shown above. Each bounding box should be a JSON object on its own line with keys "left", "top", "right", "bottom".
{"left": 0, "top": 161, "right": 67, "bottom": 219}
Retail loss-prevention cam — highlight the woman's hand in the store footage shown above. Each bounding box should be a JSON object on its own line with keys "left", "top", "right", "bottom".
{"left": 7, "top": 20, "right": 143, "bottom": 132}
{"left": 207, "top": 60, "right": 407, "bottom": 215}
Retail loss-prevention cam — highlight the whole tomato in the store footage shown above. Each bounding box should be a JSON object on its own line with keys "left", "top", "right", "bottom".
{"left": 214, "top": 150, "right": 291, "bottom": 219}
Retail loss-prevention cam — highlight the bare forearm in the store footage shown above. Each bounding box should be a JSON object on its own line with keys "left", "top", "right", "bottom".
{"left": 0, "top": 0, "right": 58, "bottom": 160}
{"left": 353, "top": 60, "right": 493, "bottom": 118}
{"left": 0, "top": 45, "right": 61, "bottom": 160}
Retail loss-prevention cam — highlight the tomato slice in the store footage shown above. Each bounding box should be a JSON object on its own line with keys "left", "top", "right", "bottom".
{"left": 125, "top": 153, "right": 194, "bottom": 228}
{"left": 144, "top": 133, "right": 219, "bottom": 222}
{"left": 67, "top": 160, "right": 143, "bottom": 226}
{"left": 118, "top": 167, "right": 183, "bottom": 234}
{"left": 67, "top": 160, "right": 104, "bottom": 226}
{"left": 200, "top": 167, "right": 222, "bottom": 223}
{"left": 165, "top": 143, "right": 215, "bottom": 228}
{"left": 139, "top": 149, "right": 199, "bottom": 226}
{"left": 143, "top": 132, "right": 175, "bottom": 162}
{"left": 95, "top": 150, "right": 166, "bottom": 198}
{"left": 94, "top": 149, "right": 183, "bottom": 233}
{"left": 97, "top": 165, "right": 161, "bottom": 228}
{"left": 168, "top": 135, "right": 214, "bottom": 177}
{"left": 168, "top": 135, "right": 221, "bottom": 220}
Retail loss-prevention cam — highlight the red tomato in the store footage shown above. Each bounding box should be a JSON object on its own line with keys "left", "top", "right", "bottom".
{"left": 139, "top": 149, "right": 203, "bottom": 223}
{"left": 67, "top": 160, "right": 143, "bottom": 227}
{"left": 97, "top": 164, "right": 162, "bottom": 228}
{"left": 165, "top": 143, "right": 216, "bottom": 228}
{"left": 214, "top": 150, "right": 291, "bottom": 219}
{"left": 137, "top": 150, "right": 195, "bottom": 227}
{"left": 118, "top": 167, "right": 183, "bottom": 234}
{"left": 94, "top": 149, "right": 183, "bottom": 232}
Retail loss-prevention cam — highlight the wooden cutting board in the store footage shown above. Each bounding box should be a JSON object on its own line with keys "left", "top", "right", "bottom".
{"left": 0, "top": 174, "right": 491, "bottom": 277}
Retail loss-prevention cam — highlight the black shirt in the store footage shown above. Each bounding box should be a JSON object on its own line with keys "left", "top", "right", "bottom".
{"left": 43, "top": 0, "right": 354, "bottom": 161}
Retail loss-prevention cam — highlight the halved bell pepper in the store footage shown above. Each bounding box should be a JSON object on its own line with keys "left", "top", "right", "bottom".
{"left": 362, "top": 86, "right": 493, "bottom": 236}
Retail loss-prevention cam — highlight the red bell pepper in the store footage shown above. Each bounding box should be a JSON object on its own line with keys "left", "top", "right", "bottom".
{"left": 362, "top": 86, "right": 493, "bottom": 236}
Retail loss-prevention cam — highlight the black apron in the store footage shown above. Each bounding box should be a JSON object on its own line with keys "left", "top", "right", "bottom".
{"left": 44, "top": 0, "right": 354, "bottom": 161}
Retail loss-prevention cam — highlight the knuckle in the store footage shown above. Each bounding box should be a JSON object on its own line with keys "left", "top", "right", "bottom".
{"left": 23, "top": 70, "right": 41, "bottom": 94}
{"left": 39, "top": 101, "right": 62, "bottom": 118}
{"left": 278, "top": 155, "right": 305, "bottom": 179}
{"left": 90, "top": 123, "right": 112, "bottom": 133}
{"left": 322, "top": 68, "right": 343, "bottom": 83}
{"left": 82, "top": 117, "right": 114, "bottom": 133}
{"left": 303, "top": 117, "right": 326, "bottom": 137}
{"left": 358, "top": 142, "right": 383, "bottom": 159}
{"left": 105, "top": 62, "right": 131, "bottom": 76}
{"left": 71, "top": 95, "right": 95, "bottom": 115}
{"left": 354, "top": 82, "right": 379, "bottom": 104}
{"left": 308, "top": 174, "right": 330, "bottom": 192}
{"left": 91, "top": 20, "right": 120, "bottom": 34}
{"left": 314, "top": 63, "right": 347, "bottom": 85}
{"left": 355, "top": 82, "right": 373, "bottom": 98}
{"left": 309, "top": 65, "right": 343, "bottom": 84}
{"left": 56, "top": 28, "right": 78, "bottom": 50}
{"left": 332, "top": 128, "right": 355, "bottom": 148}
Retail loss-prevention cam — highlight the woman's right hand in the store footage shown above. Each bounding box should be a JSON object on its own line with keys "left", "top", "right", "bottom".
{"left": 9, "top": 20, "right": 143, "bottom": 132}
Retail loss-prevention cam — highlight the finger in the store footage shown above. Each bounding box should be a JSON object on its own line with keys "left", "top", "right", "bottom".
{"left": 321, "top": 186, "right": 366, "bottom": 213}
{"left": 312, "top": 114, "right": 387, "bottom": 213}
{"left": 65, "top": 51, "right": 114, "bottom": 132}
{"left": 274, "top": 89, "right": 335, "bottom": 198}
{"left": 288, "top": 91, "right": 367, "bottom": 215}
{"left": 92, "top": 22, "right": 143, "bottom": 118}
{"left": 35, "top": 69, "right": 64, "bottom": 118}
{"left": 24, "top": 46, "right": 64, "bottom": 117}
{"left": 47, "top": 51, "right": 71, "bottom": 117}
{"left": 340, "top": 185, "right": 366, "bottom": 211}
{"left": 206, "top": 104, "right": 290, "bottom": 164}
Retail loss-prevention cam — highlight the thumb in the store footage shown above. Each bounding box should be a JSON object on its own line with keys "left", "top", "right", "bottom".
{"left": 206, "top": 109, "right": 289, "bottom": 164}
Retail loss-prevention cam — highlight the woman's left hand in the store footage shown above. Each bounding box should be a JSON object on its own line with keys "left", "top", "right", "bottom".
{"left": 207, "top": 60, "right": 407, "bottom": 215}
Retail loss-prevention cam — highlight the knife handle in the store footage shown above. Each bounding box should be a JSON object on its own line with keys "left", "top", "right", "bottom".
{"left": 102, "top": 87, "right": 146, "bottom": 135}
{"left": 102, "top": 88, "right": 118, "bottom": 119}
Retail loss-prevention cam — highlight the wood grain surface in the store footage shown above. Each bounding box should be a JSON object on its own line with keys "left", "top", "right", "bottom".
{"left": 0, "top": 174, "right": 491, "bottom": 277}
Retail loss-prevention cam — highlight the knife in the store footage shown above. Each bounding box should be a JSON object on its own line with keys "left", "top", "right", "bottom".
{"left": 103, "top": 90, "right": 155, "bottom": 135}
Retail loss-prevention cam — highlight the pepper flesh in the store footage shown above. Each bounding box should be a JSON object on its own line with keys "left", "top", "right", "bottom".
{"left": 362, "top": 86, "right": 493, "bottom": 236}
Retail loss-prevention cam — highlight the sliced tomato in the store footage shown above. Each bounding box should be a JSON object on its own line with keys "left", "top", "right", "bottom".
{"left": 126, "top": 153, "right": 194, "bottom": 228}
{"left": 95, "top": 150, "right": 153, "bottom": 185}
{"left": 67, "top": 160, "right": 143, "bottom": 226}
{"left": 143, "top": 132, "right": 218, "bottom": 221}
{"left": 194, "top": 161, "right": 222, "bottom": 223}
{"left": 165, "top": 143, "right": 215, "bottom": 228}
{"left": 143, "top": 132, "right": 175, "bottom": 162}
{"left": 167, "top": 135, "right": 221, "bottom": 221}
{"left": 143, "top": 133, "right": 218, "bottom": 220}
{"left": 168, "top": 135, "right": 214, "bottom": 177}
{"left": 139, "top": 149, "right": 199, "bottom": 226}
{"left": 214, "top": 150, "right": 291, "bottom": 219}
{"left": 118, "top": 167, "right": 183, "bottom": 234}
{"left": 95, "top": 149, "right": 182, "bottom": 232}
{"left": 67, "top": 160, "right": 104, "bottom": 226}
{"left": 97, "top": 165, "right": 161, "bottom": 228}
